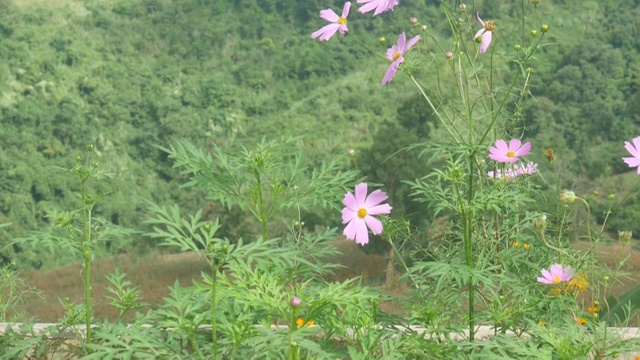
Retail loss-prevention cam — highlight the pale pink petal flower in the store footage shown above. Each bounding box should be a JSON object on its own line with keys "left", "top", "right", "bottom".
{"left": 475, "top": 12, "right": 495, "bottom": 54}
{"left": 537, "top": 264, "right": 573, "bottom": 284}
{"left": 342, "top": 183, "right": 392, "bottom": 245}
{"left": 357, "top": 0, "right": 398, "bottom": 16}
{"left": 623, "top": 136, "right": 640, "bottom": 174}
{"left": 382, "top": 32, "right": 420, "bottom": 85}
{"left": 488, "top": 139, "right": 531, "bottom": 163}
{"left": 311, "top": 2, "right": 351, "bottom": 41}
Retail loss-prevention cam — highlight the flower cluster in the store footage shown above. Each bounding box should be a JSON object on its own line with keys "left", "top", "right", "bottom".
{"left": 311, "top": 1, "right": 420, "bottom": 85}
{"left": 488, "top": 162, "right": 538, "bottom": 180}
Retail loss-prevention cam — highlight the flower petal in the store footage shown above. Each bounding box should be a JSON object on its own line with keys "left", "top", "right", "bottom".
{"left": 364, "top": 189, "right": 388, "bottom": 207}
{"left": 364, "top": 215, "right": 383, "bottom": 235}
{"left": 367, "top": 203, "right": 392, "bottom": 215}
{"left": 311, "top": 24, "right": 340, "bottom": 41}
{"left": 382, "top": 60, "right": 401, "bottom": 85}
{"left": 343, "top": 218, "right": 358, "bottom": 240}
{"left": 479, "top": 31, "right": 492, "bottom": 53}
{"left": 514, "top": 141, "right": 531, "bottom": 157}
{"left": 342, "top": 1, "right": 352, "bottom": 17}
{"left": 342, "top": 207, "right": 357, "bottom": 224}
{"left": 354, "top": 220, "right": 370, "bottom": 245}
{"left": 342, "top": 191, "right": 358, "bottom": 211}
{"left": 404, "top": 34, "right": 421, "bottom": 53}
{"left": 318, "top": 9, "right": 339, "bottom": 22}
{"left": 625, "top": 140, "right": 640, "bottom": 158}
{"left": 354, "top": 183, "right": 368, "bottom": 206}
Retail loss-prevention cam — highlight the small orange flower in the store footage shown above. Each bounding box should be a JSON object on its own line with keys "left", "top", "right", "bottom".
{"left": 296, "top": 318, "right": 315, "bottom": 327}
{"left": 523, "top": 243, "right": 531, "bottom": 250}
{"left": 537, "top": 320, "right": 546, "bottom": 327}
{"left": 545, "top": 148, "right": 555, "bottom": 161}
{"left": 511, "top": 241, "right": 520, "bottom": 248}
{"left": 567, "top": 273, "right": 589, "bottom": 293}
{"left": 576, "top": 317, "right": 587, "bottom": 326}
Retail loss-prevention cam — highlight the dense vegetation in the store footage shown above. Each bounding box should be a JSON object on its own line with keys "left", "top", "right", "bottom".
{"left": 0, "top": 0, "right": 639, "bottom": 269}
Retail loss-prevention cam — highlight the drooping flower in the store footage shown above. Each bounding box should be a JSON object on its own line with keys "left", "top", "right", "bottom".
{"left": 622, "top": 136, "right": 640, "bottom": 174}
{"left": 537, "top": 264, "right": 573, "bottom": 285}
{"left": 382, "top": 32, "right": 421, "bottom": 85}
{"left": 474, "top": 12, "right": 495, "bottom": 54}
{"left": 357, "top": 0, "right": 398, "bottom": 17}
{"left": 342, "top": 183, "right": 392, "bottom": 245}
{"left": 311, "top": 2, "right": 351, "bottom": 41}
{"left": 488, "top": 139, "right": 531, "bottom": 163}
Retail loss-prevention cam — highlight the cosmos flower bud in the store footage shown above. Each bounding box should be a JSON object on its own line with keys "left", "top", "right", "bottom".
{"left": 545, "top": 148, "right": 555, "bottom": 161}
{"left": 410, "top": 17, "right": 418, "bottom": 26}
{"left": 87, "top": 144, "right": 94, "bottom": 151}
{"left": 559, "top": 190, "right": 576, "bottom": 203}
{"left": 534, "top": 214, "right": 547, "bottom": 231}
{"left": 445, "top": 51, "right": 454, "bottom": 59}
{"left": 540, "top": 24, "right": 549, "bottom": 33}
{"left": 531, "top": 0, "right": 539, "bottom": 4}
{"left": 618, "top": 230, "right": 632, "bottom": 245}
{"left": 530, "top": 30, "right": 538, "bottom": 37}
{"left": 348, "top": 149, "right": 356, "bottom": 157}
{"left": 514, "top": 44, "right": 522, "bottom": 51}
{"left": 421, "top": 25, "right": 428, "bottom": 31}
{"left": 459, "top": 3, "right": 466, "bottom": 11}
{"left": 290, "top": 297, "right": 301, "bottom": 308}
{"left": 378, "top": 37, "right": 386, "bottom": 45}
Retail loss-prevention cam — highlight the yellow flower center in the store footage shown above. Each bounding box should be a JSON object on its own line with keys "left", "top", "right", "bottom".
{"left": 485, "top": 20, "right": 496, "bottom": 32}
{"left": 357, "top": 208, "right": 367, "bottom": 219}
{"left": 552, "top": 276, "right": 561, "bottom": 284}
{"left": 392, "top": 51, "right": 401, "bottom": 61}
{"left": 338, "top": 16, "right": 347, "bottom": 25}
{"left": 506, "top": 150, "right": 515, "bottom": 158}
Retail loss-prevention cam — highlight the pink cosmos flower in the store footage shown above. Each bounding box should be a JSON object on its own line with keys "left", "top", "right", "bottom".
{"left": 382, "top": 32, "right": 421, "bottom": 85}
{"left": 474, "top": 12, "right": 495, "bottom": 54}
{"left": 357, "top": 0, "right": 398, "bottom": 16}
{"left": 514, "top": 162, "right": 538, "bottom": 176}
{"left": 311, "top": 2, "right": 351, "bottom": 41}
{"left": 342, "top": 183, "right": 392, "bottom": 245}
{"left": 622, "top": 136, "right": 640, "bottom": 174}
{"left": 488, "top": 139, "right": 531, "bottom": 163}
{"left": 537, "top": 264, "right": 573, "bottom": 284}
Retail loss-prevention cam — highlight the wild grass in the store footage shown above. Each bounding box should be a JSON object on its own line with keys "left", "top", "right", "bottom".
{"left": 14, "top": 239, "right": 640, "bottom": 324}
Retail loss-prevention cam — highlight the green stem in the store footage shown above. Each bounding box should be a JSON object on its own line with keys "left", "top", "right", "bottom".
{"left": 254, "top": 170, "right": 268, "bottom": 240}
{"left": 211, "top": 264, "right": 218, "bottom": 359}
{"left": 81, "top": 180, "right": 92, "bottom": 345}
{"left": 464, "top": 152, "right": 476, "bottom": 341}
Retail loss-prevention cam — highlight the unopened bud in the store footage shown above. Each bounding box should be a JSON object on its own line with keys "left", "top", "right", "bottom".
{"left": 527, "top": 67, "right": 534, "bottom": 74}
{"left": 87, "top": 144, "right": 94, "bottom": 151}
{"left": 445, "top": 51, "right": 454, "bottom": 59}
{"left": 540, "top": 24, "right": 549, "bottom": 33}
{"left": 290, "top": 297, "right": 301, "bottom": 308}
{"left": 409, "top": 17, "right": 418, "bottom": 26}
{"left": 348, "top": 149, "right": 356, "bottom": 157}
{"left": 534, "top": 214, "right": 547, "bottom": 231}
{"left": 618, "top": 230, "right": 633, "bottom": 245}
{"left": 459, "top": 3, "right": 466, "bottom": 11}
{"left": 545, "top": 148, "right": 555, "bottom": 161}
{"left": 531, "top": 0, "right": 539, "bottom": 5}
{"left": 75, "top": 156, "right": 81, "bottom": 163}
{"left": 421, "top": 25, "right": 428, "bottom": 32}
{"left": 378, "top": 37, "right": 386, "bottom": 45}
{"left": 531, "top": 30, "right": 538, "bottom": 37}
{"left": 608, "top": 193, "right": 615, "bottom": 201}
{"left": 514, "top": 44, "right": 522, "bottom": 51}
{"left": 559, "top": 190, "right": 576, "bottom": 203}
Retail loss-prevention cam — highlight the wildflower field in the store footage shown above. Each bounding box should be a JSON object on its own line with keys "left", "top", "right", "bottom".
{"left": 3, "top": 0, "right": 640, "bottom": 359}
